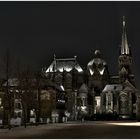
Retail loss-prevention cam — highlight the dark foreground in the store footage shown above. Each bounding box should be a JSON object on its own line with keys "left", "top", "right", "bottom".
{"left": 0, "top": 121, "right": 140, "bottom": 139}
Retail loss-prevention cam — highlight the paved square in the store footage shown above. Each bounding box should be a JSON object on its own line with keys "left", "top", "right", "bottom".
{"left": 0, "top": 121, "right": 140, "bottom": 139}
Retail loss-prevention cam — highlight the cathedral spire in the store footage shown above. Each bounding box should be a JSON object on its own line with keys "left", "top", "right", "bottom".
{"left": 121, "top": 16, "right": 129, "bottom": 55}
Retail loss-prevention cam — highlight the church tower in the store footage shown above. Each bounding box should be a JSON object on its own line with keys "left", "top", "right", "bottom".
{"left": 118, "top": 16, "right": 135, "bottom": 85}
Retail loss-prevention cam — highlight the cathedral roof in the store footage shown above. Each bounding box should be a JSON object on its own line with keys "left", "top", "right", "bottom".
{"left": 102, "top": 80, "right": 137, "bottom": 93}
{"left": 87, "top": 50, "right": 107, "bottom": 75}
{"left": 102, "top": 84, "right": 122, "bottom": 92}
{"left": 45, "top": 56, "right": 83, "bottom": 74}
{"left": 123, "top": 86, "right": 133, "bottom": 92}
{"left": 79, "top": 83, "right": 88, "bottom": 93}
{"left": 123, "top": 79, "right": 137, "bottom": 92}
{"left": 119, "top": 67, "right": 128, "bottom": 75}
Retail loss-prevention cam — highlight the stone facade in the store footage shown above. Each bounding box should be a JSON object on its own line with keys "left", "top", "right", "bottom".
{"left": 43, "top": 17, "right": 139, "bottom": 120}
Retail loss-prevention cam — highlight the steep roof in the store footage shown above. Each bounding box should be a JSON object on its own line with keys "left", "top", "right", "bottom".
{"left": 120, "top": 67, "right": 128, "bottom": 75}
{"left": 102, "top": 84, "right": 122, "bottom": 92}
{"left": 103, "top": 79, "right": 138, "bottom": 93}
{"left": 123, "top": 79, "right": 137, "bottom": 92}
{"left": 45, "top": 56, "right": 83, "bottom": 73}
{"left": 79, "top": 83, "right": 88, "bottom": 93}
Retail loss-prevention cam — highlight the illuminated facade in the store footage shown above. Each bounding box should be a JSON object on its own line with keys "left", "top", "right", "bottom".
{"left": 43, "top": 17, "right": 138, "bottom": 120}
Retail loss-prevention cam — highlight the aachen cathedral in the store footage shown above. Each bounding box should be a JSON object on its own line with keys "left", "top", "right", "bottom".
{"left": 42, "top": 16, "right": 139, "bottom": 121}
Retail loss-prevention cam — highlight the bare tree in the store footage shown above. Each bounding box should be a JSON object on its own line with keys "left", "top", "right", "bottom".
{"left": 16, "top": 60, "right": 27, "bottom": 128}
{"left": 21, "top": 66, "right": 36, "bottom": 124}
{"left": 2, "top": 49, "right": 12, "bottom": 129}
{"left": 34, "top": 71, "right": 42, "bottom": 125}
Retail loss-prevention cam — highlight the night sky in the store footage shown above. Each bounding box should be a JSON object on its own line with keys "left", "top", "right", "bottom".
{"left": 0, "top": 1, "right": 139, "bottom": 87}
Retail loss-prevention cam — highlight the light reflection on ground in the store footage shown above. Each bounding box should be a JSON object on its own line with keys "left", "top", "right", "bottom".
{"left": 107, "top": 122, "right": 140, "bottom": 126}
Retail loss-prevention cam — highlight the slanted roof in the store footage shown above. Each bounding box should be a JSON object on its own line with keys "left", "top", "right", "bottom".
{"left": 79, "top": 83, "right": 88, "bottom": 93}
{"left": 120, "top": 67, "right": 128, "bottom": 75}
{"left": 110, "top": 75, "right": 120, "bottom": 84}
{"left": 102, "top": 84, "right": 122, "bottom": 93}
{"left": 123, "top": 79, "right": 137, "bottom": 92}
{"left": 42, "top": 79, "right": 65, "bottom": 92}
{"left": 45, "top": 56, "right": 83, "bottom": 73}
{"left": 123, "top": 86, "right": 134, "bottom": 92}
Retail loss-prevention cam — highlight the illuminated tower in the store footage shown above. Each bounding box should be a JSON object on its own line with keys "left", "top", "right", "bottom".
{"left": 118, "top": 16, "right": 135, "bottom": 85}
{"left": 87, "top": 50, "right": 109, "bottom": 95}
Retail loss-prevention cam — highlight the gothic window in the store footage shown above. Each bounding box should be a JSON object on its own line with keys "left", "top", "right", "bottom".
{"left": 92, "top": 62, "right": 96, "bottom": 69}
{"left": 98, "top": 63, "right": 103, "bottom": 69}
{"left": 65, "top": 73, "right": 72, "bottom": 88}
{"left": 94, "top": 100, "right": 97, "bottom": 106}
{"left": 103, "top": 94, "right": 106, "bottom": 105}
{"left": 113, "top": 94, "right": 117, "bottom": 105}
{"left": 108, "top": 94, "right": 111, "bottom": 105}
{"left": 119, "top": 92, "right": 129, "bottom": 115}
{"left": 54, "top": 73, "right": 63, "bottom": 84}
{"left": 15, "top": 102, "right": 22, "bottom": 109}
{"left": 132, "top": 93, "right": 136, "bottom": 104}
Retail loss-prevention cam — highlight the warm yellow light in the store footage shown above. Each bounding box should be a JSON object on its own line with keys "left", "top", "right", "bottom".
{"left": 107, "top": 122, "right": 140, "bottom": 126}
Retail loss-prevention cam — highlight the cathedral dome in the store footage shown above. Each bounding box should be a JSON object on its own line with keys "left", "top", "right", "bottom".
{"left": 95, "top": 50, "right": 101, "bottom": 57}
{"left": 87, "top": 50, "right": 107, "bottom": 75}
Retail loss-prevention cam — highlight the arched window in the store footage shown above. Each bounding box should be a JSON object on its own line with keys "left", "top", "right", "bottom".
{"left": 108, "top": 94, "right": 111, "bottom": 105}
{"left": 103, "top": 94, "right": 106, "bottom": 105}
{"left": 65, "top": 73, "right": 72, "bottom": 88}
{"left": 119, "top": 92, "right": 129, "bottom": 115}
{"left": 54, "top": 73, "right": 63, "bottom": 84}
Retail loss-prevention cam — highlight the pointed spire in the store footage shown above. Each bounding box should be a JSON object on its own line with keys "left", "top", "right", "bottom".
{"left": 121, "top": 16, "right": 129, "bottom": 55}
{"left": 79, "top": 83, "right": 88, "bottom": 93}
{"left": 120, "top": 67, "right": 128, "bottom": 75}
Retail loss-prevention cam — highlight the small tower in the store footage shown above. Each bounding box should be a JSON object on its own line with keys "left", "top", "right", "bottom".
{"left": 87, "top": 50, "right": 109, "bottom": 95}
{"left": 118, "top": 16, "right": 135, "bottom": 85}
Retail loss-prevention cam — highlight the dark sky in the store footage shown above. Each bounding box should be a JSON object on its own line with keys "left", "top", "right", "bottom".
{"left": 0, "top": 1, "right": 139, "bottom": 86}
